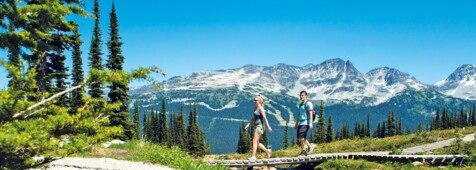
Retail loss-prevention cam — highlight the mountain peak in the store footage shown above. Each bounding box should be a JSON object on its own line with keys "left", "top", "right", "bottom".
{"left": 366, "top": 67, "right": 420, "bottom": 86}
{"left": 435, "top": 64, "right": 476, "bottom": 100}
{"left": 448, "top": 64, "right": 476, "bottom": 81}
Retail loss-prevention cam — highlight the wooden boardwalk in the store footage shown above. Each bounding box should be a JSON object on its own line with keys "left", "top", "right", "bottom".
{"left": 209, "top": 153, "right": 466, "bottom": 168}
{"left": 209, "top": 133, "right": 475, "bottom": 168}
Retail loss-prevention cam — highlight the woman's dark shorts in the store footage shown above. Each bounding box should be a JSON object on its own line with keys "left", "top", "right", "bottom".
{"left": 297, "top": 125, "right": 309, "bottom": 139}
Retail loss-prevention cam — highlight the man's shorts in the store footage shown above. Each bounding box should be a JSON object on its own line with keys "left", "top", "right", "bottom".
{"left": 297, "top": 125, "right": 309, "bottom": 139}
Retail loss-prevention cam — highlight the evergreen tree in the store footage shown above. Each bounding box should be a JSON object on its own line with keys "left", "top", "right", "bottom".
{"left": 316, "top": 102, "right": 326, "bottom": 143}
{"left": 396, "top": 117, "right": 403, "bottom": 135}
{"left": 88, "top": 0, "right": 104, "bottom": 99}
{"left": 5, "top": 34, "right": 21, "bottom": 91}
{"left": 151, "top": 108, "right": 159, "bottom": 143}
{"left": 177, "top": 105, "right": 187, "bottom": 149}
{"left": 366, "top": 113, "right": 371, "bottom": 137}
{"left": 187, "top": 102, "right": 201, "bottom": 155}
{"left": 106, "top": 1, "right": 134, "bottom": 140}
{"left": 354, "top": 122, "right": 360, "bottom": 138}
{"left": 335, "top": 130, "right": 340, "bottom": 141}
{"left": 459, "top": 107, "right": 467, "bottom": 128}
{"left": 381, "top": 122, "right": 387, "bottom": 138}
{"left": 283, "top": 121, "right": 290, "bottom": 149}
{"left": 471, "top": 103, "right": 476, "bottom": 126}
{"left": 169, "top": 112, "right": 175, "bottom": 147}
{"left": 198, "top": 129, "right": 211, "bottom": 156}
{"left": 142, "top": 111, "right": 148, "bottom": 140}
{"left": 442, "top": 107, "right": 449, "bottom": 129}
{"left": 133, "top": 101, "right": 140, "bottom": 140}
{"left": 406, "top": 126, "right": 411, "bottom": 135}
{"left": 341, "top": 123, "right": 350, "bottom": 139}
{"left": 237, "top": 121, "right": 251, "bottom": 153}
{"left": 158, "top": 99, "right": 169, "bottom": 145}
{"left": 374, "top": 123, "right": 381, "bottom": 138}
{"left": 387, "top": 111, "right": 395, "bottom": 137}
{"left": 48, "top": 46, "right": 69, "bottom": 106}
{"left": 70, "top": 24, "right": 85, "bottom": 113}
{"left": 186, "top": 102, "right": 210, "bottom": 156}
{"left": 436, "top": 107, "right": 441, "bottom": 130}
{"left": 34, "top": 51, "right": 51, "bottom": 99}
{"left": 326, "top": 115, "right": 334, "bottom": 142}
{"left": 452, "top": 112, "right": 457, "bottom": 129}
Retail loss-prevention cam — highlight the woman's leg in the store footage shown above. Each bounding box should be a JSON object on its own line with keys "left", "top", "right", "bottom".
{"left": 251, "top": 132, "right": 261, "bottom": 157}
{"left": 258, "top": 143, "right": 267, "bottom": 151}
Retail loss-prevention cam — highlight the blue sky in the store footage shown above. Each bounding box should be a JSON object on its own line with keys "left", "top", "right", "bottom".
{"left": 1, "top": 0, "right": 476, "bottom": 88}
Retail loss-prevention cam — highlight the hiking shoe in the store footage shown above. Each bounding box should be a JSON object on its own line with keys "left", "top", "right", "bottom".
{"left": 247, "top": 156, "right": 256, "bottom": 160}
{"left": 266, "top": 149, "right": 272, "bottom": 158}
{"left": 308, "top": 144, "right": 316, "bottom": 154}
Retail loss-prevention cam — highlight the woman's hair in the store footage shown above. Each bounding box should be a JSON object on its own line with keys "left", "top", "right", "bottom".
{"left": 255, "top": 95, "right": 265, "bottom": 107}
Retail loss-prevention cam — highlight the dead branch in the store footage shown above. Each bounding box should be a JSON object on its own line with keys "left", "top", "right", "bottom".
{"left": 13, "top": 82, "right": 86, "bottom": 118}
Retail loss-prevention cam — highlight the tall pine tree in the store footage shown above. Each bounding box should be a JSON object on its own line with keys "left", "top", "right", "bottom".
{"left": 158, "top": 99, "right": 169, "bottom": 145}
{"left": 387, "top": 111, "right": 395, "bottom": 137}
{"left": 283, "top": 121, "right": 290, "bottom": 149}
{"left": 133, "top": 101, "right": 140, "bottom": 140}
{"left": 366, "top": 113, "right": 371, "bottom": 137}
{"left": 177, "top": 105, "right": 187, "bottom": 149}
{"left": 70, "top": 23, "right": 85, "bottom": 113}
{"left": 151, "top": 108, "right": 159, "bottom": 143}
{"left": 106, "top": 1, "right": 134, "bottom": 140}
{"left": 187, "top": 102, "right": 200, "bottom": 155}
{"left": 142, "top": 111, "right": 148, "bottom": 140}
{"left": 169, "top": 112, "right": 175, "bottom": 147}
{"left": 237, "top": 121, "right": 251, "bottom": 153}
{"left": 326, "top": 115, "right": 334, "bottom": 142}
{"left": 316, "top": 102, "right": 326, "bottom": 143}
{"left": 88, "top": 0, "right": 104, "bottom": 99}
{"left": 471, "top": 103, "right": 476, "bottom": 126}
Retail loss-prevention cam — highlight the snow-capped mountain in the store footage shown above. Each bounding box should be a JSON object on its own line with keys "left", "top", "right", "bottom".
{"left": 164, "top": 58, "right": 428, "bottom": 106}
{"left": 435, "top": 64, "right": 476, "bottom": 100}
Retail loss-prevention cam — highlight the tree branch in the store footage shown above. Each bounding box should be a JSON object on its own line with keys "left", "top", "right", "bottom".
{"left": 13, "top": 82, "right": 86, "bottom": 118}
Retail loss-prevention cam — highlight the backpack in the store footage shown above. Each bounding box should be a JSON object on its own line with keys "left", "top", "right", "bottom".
{"left": 300, "top": 101, "right": 317, "bottom": 122}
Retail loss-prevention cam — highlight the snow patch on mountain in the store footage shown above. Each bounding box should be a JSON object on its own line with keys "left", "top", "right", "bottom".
{"left": 194, "top": 100, "right": 239, "bottom": 111}
{"left": 435, "top": 64, "right": 476, "bottom": 100}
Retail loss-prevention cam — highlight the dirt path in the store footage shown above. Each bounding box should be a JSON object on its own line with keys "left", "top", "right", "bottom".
{"left": 402, "top": 133, "right": 475, "bottom": 154}
{"left": 32, "top": 157, "right": 174, "bottom": 170}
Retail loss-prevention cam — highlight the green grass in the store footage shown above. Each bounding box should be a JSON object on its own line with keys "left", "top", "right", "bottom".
{"left": 74, "top": 140, "right": 226, "bottom": 170}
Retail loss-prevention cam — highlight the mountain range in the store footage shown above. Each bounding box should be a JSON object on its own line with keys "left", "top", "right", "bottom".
{"left": 130, "top": 58, "right": 476, "bottom": 154}
{"left": 161, "top": 58, "right": 475, "bottom": 104}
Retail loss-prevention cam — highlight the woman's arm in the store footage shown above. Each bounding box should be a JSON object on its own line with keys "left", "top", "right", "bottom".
{"left": 260, "top": 107, "right": 272, "bottom": 132}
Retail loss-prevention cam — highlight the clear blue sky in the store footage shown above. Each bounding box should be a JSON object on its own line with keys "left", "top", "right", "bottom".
{"left": 1, "top": 0, "right": 476, "bottom": 88}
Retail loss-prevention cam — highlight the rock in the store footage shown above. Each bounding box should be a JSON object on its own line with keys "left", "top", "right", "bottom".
{"left": 412, "top": 161, "right": 423, "bottom": 166}
{"left": 102, "top": 139, "right": 125, "bottom": 148}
